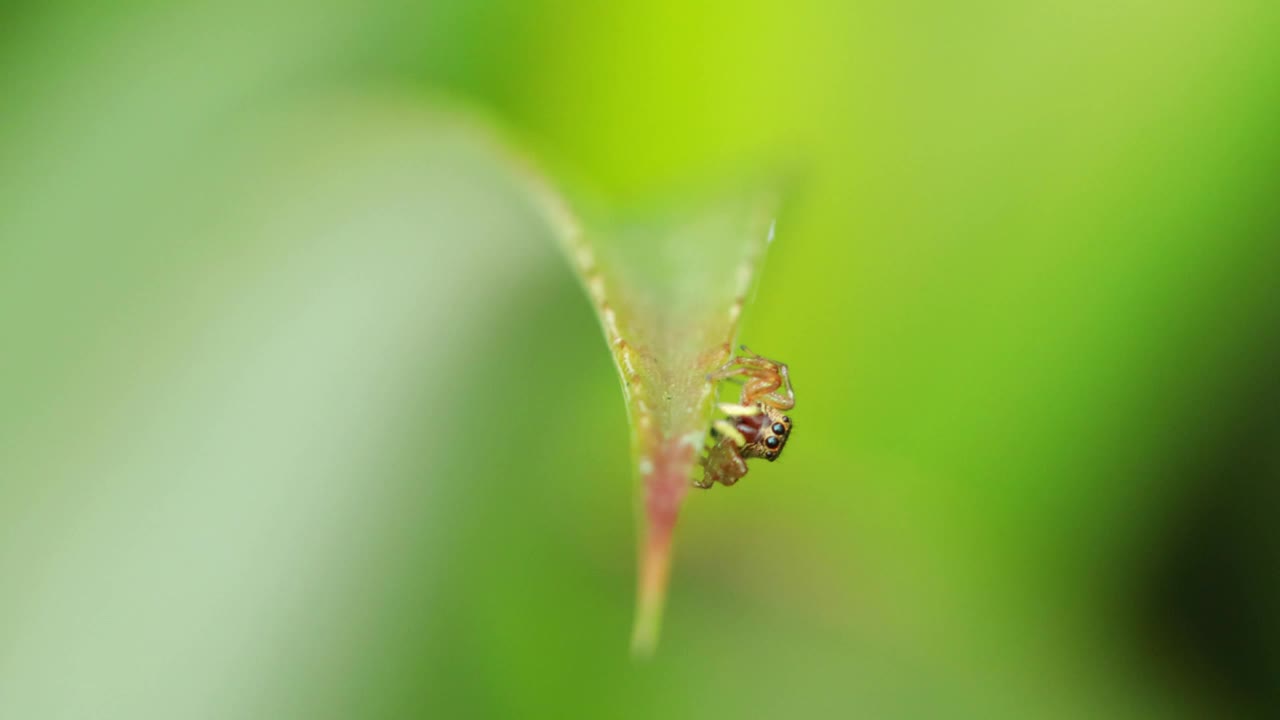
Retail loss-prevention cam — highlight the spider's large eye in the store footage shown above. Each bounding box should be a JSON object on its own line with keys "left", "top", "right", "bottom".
{"left": 765, "top": 436, "right": 780, "bottom": 449}
{"left": 772, "top": 423, "right": 786, "bottom": 435}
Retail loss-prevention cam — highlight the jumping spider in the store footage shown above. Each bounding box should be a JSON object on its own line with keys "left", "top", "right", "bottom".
{"left": 695, "top": 346, "right": 795, "bottom": 489}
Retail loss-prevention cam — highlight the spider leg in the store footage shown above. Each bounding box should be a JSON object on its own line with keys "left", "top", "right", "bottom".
{"left": 710, "top": 363, "right": 778, "bottom": 401}
{"left": 711, "top": 419, "right": 748, "bottom": 447}
{"left": 696, "top": 438, "right": 749, "bottom": 488}
{"left": 718, "top": 452, "right": 748, "bottom": 486}
{"left": 706, "top": 362, "right": 748, "bottom": 384}
{"left": 709, "top": 351, "right": 776, "bottom": 379}
{"left": 717, "top": 402, "right": 760, "bottom": 418}
{"left": 711, "top": 351, "right": 792, "bottom": 403}
{"left": 704, "top": 441, "right": 749, "bottom": 487}
{"left": 730, "top": 355, "right": 782, "bottom": 372}
{"left": 755, "top": 363, "right": 794, "bottom": 411}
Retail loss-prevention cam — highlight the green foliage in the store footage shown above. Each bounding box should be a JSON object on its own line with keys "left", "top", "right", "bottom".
{"left": 5, "top": 1, "right": 1280, "bottom": 718}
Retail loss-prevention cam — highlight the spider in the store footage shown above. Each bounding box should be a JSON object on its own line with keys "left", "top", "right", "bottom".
{"left": 695, "top": 346, "right": 795, "bottom": 489}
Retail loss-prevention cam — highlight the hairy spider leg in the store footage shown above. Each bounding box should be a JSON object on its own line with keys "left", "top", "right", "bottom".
{"left": 711, "top": 419, "right": 748, "bottom": 447}
{"left": 709, "top": 357, "right": 795, "bottom": 410}
{"left": 717, "top": 452, "right": 747, "bottom": 486}
{"left": 697, "top": 438, "right": 749, "bottom": 488}
{"left": 717, "top": 402, "right": 761, "bottom": 417}
{"left": 748, "top": 362, "right": 793, "bottom": 410}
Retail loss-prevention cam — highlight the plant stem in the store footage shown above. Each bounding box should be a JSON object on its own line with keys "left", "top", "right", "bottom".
{"left": 631, "top": 437, "right": 693, "bottom": 657}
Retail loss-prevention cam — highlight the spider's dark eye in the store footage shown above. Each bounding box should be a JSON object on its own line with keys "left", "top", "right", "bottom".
{"left": 772, "top": 423, "right": 786, "bottom": 435}
{"left": 766, "top": 451, "right": 777, "bottom": 460}
{"left": 783, "top": 416, "right": 790, "bottom": 424}
{"left": 765, "top": 436, "right": 780, "bottom": 449}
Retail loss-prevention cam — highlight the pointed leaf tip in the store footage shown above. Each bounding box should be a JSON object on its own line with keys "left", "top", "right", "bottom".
{"left": 557, "top": 190, "right": 778, "bottom": 653}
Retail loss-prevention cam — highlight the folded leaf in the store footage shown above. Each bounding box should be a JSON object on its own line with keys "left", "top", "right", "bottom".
{"left": 557, "top": 193, "right": 778, "bottom": 655}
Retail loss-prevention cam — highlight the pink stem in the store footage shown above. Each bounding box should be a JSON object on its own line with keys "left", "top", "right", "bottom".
{"left": 631, "top": 438, "right": 692, "bottom": 656}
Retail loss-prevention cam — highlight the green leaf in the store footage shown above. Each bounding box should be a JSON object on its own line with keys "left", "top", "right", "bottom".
{"left": 555, "top": 191, "right": 778, "bottom": 655}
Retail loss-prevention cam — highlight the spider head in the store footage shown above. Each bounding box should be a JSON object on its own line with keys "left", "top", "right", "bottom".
{"left": 746, "top": 406, "right": 791, "bottom": 462}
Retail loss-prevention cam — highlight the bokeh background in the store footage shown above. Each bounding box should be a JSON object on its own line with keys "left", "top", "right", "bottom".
{"left": 2, "top": 1, "right": 1279, "bottom": 718}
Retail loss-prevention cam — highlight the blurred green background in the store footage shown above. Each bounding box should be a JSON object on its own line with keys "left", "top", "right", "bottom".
{"left": 2, "top": 1, "right": 1279, "bottom": 718}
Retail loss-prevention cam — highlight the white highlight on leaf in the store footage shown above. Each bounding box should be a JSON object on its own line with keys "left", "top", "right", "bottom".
{"left": 736, "top": 263, "right": 752, "bottom": 296}
{"left": 588, "top": 275, "right": 606, "bottom": 303}
{"left": 680, "top": 430, "right": 706, "bottom": 450}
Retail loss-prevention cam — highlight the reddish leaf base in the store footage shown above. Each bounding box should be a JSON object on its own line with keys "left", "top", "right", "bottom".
{"left": 631, "top": 437, "right": 694, "bottom": 657}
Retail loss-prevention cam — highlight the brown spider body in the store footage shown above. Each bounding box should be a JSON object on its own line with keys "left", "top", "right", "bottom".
{"left": 696, "top": 347, "right": 795, "bottom": 489}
